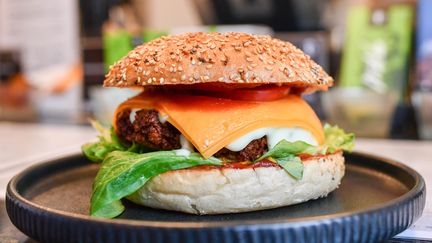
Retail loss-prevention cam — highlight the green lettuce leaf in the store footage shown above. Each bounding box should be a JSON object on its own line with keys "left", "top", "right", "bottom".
{"left": 81, "top": 120, "right": 152, "bottom": 163}
{"left": 91, "top": 150, "right": 221, "bottom": 218}
{"left": 324, "top": 124, "right": 355, "bottom": 153}
{"left": 256, "top": 124, "right": 354, "bottom": 179}
{"left": 255, "top": 140, "right": 317, "bottom": 179}
{"left": 277, "top": 155, "right": 303, "bottom": 180}
{"left": 256, "top": 140, "right": 320, "bottom": 162}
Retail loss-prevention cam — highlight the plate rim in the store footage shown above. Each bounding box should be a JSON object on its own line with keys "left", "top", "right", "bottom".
{"left": 6, "top": 151, "right": 426, "bottom": 229}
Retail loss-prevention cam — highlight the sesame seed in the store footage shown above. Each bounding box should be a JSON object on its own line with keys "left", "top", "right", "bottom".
{"left": 104, "top": 32, "right": 331, "bottom": 89}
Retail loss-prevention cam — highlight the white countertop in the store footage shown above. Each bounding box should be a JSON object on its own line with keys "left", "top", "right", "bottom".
{"left": 0, "top": 122, "right": 431, "bottom": 239}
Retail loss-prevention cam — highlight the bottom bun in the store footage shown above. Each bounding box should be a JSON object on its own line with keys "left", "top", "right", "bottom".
{"left": 127, "top": 152, "right": 345, "bottom": 214}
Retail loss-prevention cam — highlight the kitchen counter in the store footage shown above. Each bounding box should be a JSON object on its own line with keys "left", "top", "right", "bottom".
{"left": 0, "top": 122, "right": 431, "bottom": 242}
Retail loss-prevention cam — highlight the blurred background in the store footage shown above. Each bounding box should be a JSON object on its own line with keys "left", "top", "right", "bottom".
{"left": 0, "top": 0, "right": 430, "bottom": 140}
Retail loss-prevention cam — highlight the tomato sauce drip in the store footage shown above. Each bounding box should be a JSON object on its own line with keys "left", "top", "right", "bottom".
{"left": 184, "top": 153, "right": 339, "bottom": 171}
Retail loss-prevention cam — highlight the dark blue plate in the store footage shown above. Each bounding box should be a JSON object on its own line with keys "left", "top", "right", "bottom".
{"left": 6, "top": 152, "right": 425, "bottom": 243}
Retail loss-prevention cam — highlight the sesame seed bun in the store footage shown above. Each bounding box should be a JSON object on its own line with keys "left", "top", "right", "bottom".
{"left": 104, "top": 32, "right": 333, "bottom": 92}
{"left": 127, "top": 152, "right": 344, "bottom": 214}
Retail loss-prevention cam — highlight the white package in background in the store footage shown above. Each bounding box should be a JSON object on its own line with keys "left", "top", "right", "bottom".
{"left": 0, "top": 0, "right": 82, "bottom": 122}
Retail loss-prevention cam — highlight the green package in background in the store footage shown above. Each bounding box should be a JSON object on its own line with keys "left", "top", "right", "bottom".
{"left": 142, "top": 30, "right": 168, "bottom": 43}
{"left": 339, "top": 5, "right": 414, "bottom": 100}
{"left": 103, "top": 30, "right": 133, "bottom": 72}
{"left": 103, "top": 30, "right": 168, "bottom": 72}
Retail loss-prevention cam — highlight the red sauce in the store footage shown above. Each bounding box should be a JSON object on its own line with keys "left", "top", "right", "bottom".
{"left": 188, "top": 159, "right": 279, "bottom": 171}
{"left": 164, "top": 94, "right": 257, "bottom": 111}
{"left": 185, "top": 152, "right": 340, "bottom": 171}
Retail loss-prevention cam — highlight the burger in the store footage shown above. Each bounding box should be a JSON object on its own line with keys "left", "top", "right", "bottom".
{"left": 82, "top": 32, "right": 354, "bottom": 218}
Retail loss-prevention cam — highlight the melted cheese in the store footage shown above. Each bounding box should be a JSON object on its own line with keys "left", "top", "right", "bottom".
{"left": 114, "top": 92, "right": 324, "bottom": 159}
{"left": 226, "top": 127, "right": 317, "bottom": 151}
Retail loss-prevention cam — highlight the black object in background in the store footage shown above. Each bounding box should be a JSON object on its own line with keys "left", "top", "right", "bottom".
{"left": 211, "top": 0, "right": 327, "bottom": 31}
{"left": 79, "top": 0, "right": 125, "bottom": 36}
{"left": 390, "top": 103, "right": 419, "bottom": 140}
{"left": 79, "top": 0, "right": 128, "bottom": 100}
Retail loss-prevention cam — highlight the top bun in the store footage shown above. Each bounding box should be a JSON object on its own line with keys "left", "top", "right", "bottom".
{"left": 104, "top": 32, "right": 333, "bottom": 91}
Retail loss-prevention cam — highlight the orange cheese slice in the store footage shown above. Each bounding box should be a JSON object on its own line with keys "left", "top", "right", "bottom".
{"left": 114, "top": 93, "right": 324, "bottom": 159}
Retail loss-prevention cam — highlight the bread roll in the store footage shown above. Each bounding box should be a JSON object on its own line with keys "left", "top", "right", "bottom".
{"left": 127, "top": 152, "right": 344, "bottom": 214}
{"left": 104, "top": 32, "right": 333, "bottom": 92}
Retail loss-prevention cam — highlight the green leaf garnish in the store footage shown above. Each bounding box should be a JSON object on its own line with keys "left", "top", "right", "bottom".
{"left": 81, "top": 120, "right": 153, "bottom": 163}
{"left": 256, "top": 124, "right": 355, "bottom": 179}
{"left": 91, "top": 151, "right": 221, "bottom": 218}
{"left": 277, "top": 155, "right": 303, "bottom": 179}
{"left": 324, "top": 124, "right": 355, "bottom": 153}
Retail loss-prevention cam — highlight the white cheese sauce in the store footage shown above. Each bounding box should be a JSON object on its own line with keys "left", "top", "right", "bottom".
{"left": 158, "top": 113, "right": 169, "bottom": 124}
{"left": 225, "top": 127, "right": 317, "bottom": 152}
{"left": 129, "top": 109, "right": 140, "bottom": 123}
{"left": 174, "top": 135, "right": 194, "bottom": 156}
{"left": 129, "top": 109, "right": 168, "bottom": 124}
